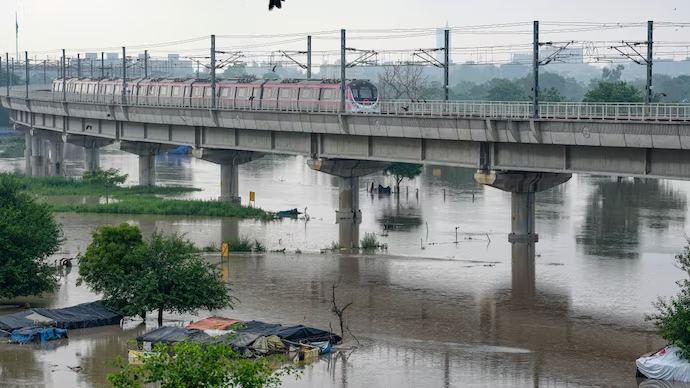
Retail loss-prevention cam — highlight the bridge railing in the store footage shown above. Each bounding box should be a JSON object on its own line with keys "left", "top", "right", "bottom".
{"left": 6, "top": 87, "right": 690, "bottom": 121}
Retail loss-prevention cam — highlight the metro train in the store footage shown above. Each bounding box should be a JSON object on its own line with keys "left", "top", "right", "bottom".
{"left": 51, "top": 77, "right": 381, "bottom": 113}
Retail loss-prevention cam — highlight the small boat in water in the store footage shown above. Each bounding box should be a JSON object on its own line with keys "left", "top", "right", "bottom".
{"left": 276, "top": 208, "right": 302, "bottom": 218}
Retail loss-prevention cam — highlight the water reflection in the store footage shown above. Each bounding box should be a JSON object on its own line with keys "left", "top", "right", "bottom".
{"left": 577, "top": 177, "right": 687, "bottom": 260}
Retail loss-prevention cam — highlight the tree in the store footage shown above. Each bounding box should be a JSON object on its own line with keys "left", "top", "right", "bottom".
{"left": 601, "top": 64, "right": 625, "bottom": 82}
{"left": 583, "top": 81, "right": 643, "bottom": 103}
{"left": 383, "top": 163, "right": 423, "bottom": 194}
{"left": 0, "top": 173, "right": 63, "bottom": 299}
{"left": 0, "top": 70, "right": 22, "bottom": 87}
{"left": 108, "top": 340, "right": 297, "bottom": 388}
{"left": 82, "top": 168, "right": 128, "bottom": 204}
{"left": 540, "top": 87, "right": 564, "bottom": 102}
{"left": 78, "top": 224, "right": 234, "bottom": 326}
{"left": 646, "top": 242, "right": 690, "bottom": 360}
{"left": 222, "top": 64, "right": 248, "bottom": 79}
{"left": 485, "top": 79, "right": 528, "bottom": 101}
{"left": 377, "top": 64, "right": 434, "bottom": 100}
{"left": 262, "top": 72, "right": 280, "bottom": 80}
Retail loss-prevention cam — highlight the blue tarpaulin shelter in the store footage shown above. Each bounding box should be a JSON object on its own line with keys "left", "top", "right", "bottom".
{"left": 0, "top": 301, "right": 122, "bottom": 332}
{"left": 10, "top": 327, "right": 68, "bottom": 343}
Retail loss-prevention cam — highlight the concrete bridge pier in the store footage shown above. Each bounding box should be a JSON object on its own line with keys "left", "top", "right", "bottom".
{"left": 475, "top": 171, "right": 571, "bottom": 292}
{"left": 23, "top": 131, "right": 32, "bottom": 174}
{"left": 64, "top": 135, "right": 114, "bottom": 176}
{"left": 193, "top": 149, "right": 265, "bottom": 203}
{"left": 48, "top": 140, "right": 65, "bottom": 176}
{"left": 308, "top": 159, "right": 389, "bottom": 249}
{"left": 115, "top": 141, "right": 177, "bottom": 186}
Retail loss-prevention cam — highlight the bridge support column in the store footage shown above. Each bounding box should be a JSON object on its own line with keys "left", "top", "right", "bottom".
{"left": 24, "top": 132, "right": 32, "bottom": 175}
{"left": 115, "top": 141, "right": 177, "bottom": 186}
{"left": 48, "top": 140, "right": 64, "bottom": 176}
{"left": 192, "top": 149, "right": 265, "bottom": 203}
{"left": 308, "top": 159, "right": 389, "bottom": 249}
{"left": 30, "top": 136, "right": 49, "bottom": 177}
{"left": 84, "top": 146, "right": 100, "bottom": 175}
{"left": 475, "top": 171, "right": 571, "bottom": 293}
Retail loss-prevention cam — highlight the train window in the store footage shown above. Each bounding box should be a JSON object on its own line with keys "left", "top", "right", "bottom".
{"left": 205, "top": 88, "right": 213, "bottom": 97}
{"left": 172, "top": 86, "right": 181, "bottom": 96}
{"left": 291, "top": 89, "right": 298, "bottom": 98}
{"left": 322, "top": 89, "right": 333, "bottom": 100}
{"left": 220, "top": 88, "right": 229, "bottom": 97}
{"left": 193, "top": 87, "right": 203, "bottom": 97}
{"left": 279, "top": 88, "right": 290, "bottom": 99}
{"left": 238, "top": 88, "right": 247, "bottom": 98}
{"left": 301, "top": 89, "right": 311, "bottom": 99}
{"left": 160, "top": 86, "right": 169, "bottom": 96}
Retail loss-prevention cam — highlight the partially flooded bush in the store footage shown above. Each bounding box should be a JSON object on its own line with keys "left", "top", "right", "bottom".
{"left": 360, "top": 233, "right": 379, "bottom": 250}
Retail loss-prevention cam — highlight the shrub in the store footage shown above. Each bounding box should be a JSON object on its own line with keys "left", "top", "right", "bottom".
{"left": 360, "top": 233, "right": 380, "bottom": 250}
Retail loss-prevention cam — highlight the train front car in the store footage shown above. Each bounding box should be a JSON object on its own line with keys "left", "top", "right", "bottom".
{"left": 347, "top": 80, "right": 380, "bottom": 113}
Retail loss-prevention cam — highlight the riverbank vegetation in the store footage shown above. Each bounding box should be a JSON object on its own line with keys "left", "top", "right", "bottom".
{"left": 0, "top": 135, "right": 25, "bottom": 158}
{"left": 647, "top": 243, "right": 690, "bottom": 360}
{"left": 109, "top": 340, "right": 298, "bottom": 388}
{"left": 13, "top": 174, "right": 274, "bottom": 220}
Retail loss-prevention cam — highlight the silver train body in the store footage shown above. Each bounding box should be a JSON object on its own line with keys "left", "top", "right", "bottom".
{"left": 51, "top": 77, "right": 381, "bottom": 113}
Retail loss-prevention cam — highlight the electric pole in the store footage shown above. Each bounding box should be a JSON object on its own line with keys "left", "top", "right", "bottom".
{"left": 646, "top": 20, "right": 653, "bottom": 104}
{"left": 62, "top": 49, "right": 66, "bottom": 101}
{"left": 25, "top": 51, "right": 28, "bottom": 98}
{"left": 340, "top": 29, "right": 346, "bottom": 112}
{"left": 122, "top": 47, "right": 127, "bottom": 104}
{"left": 211, "top": 35, "right": 216, "bottom": 108}
{"left": 144, "top": 50, "right": 148, "bottom": 78}
{"left": 533, "top": 20, "right": 539, "bottom": 118}
{"left": 307, "top": 35, "right": 312, "bottom": 79}
{"left": 444, "top": 29, "right": 449, "bottom": 101}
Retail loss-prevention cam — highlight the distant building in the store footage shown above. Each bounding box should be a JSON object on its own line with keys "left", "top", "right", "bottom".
{"left": 436, "top": 22, "right": 451, "bottom": 63}
{"left": 85, "top": 53, "right": 98, "bottom": 60}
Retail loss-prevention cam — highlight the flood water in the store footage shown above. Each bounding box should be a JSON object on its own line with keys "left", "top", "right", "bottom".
{"left": 1, "top": 145, "right": 689, "bottom": 387}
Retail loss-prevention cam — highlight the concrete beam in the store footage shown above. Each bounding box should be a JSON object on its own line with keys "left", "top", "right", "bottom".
{"left": 474, "top": 170, "right": 571, "bottom": 193}
{"left": 307, "top": 158, "right": 389, "bottom": 178}
{"left": 192, "top": 148, "right": 264, "bottom": 166}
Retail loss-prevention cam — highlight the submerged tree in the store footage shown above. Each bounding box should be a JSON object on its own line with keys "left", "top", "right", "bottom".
{"left": 647, "top": 242, "right": 690, "bottom": 360}
{"left": 383, "top": 163, "right": 423, "bottom": 194}
{"left": 109, "top": 340, "right": 298, "bottom": 388}
{"left": 82, "top": 168, "right": 128, "bottom": 204}
{"left": 0, "top": 173, "right": 63, "bottom": 299}
{"left": 78, "top": 224, "right": 234, "bottom": 326}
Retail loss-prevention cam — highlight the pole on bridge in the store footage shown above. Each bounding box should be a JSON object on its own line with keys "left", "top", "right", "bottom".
{"left": 0, "top": 57, "right": 2, "bottom": 98}
{"left": 62, "top": 49, "right": 66, "bottom": 102}
{"left": 3, "top": 57, "right": 8, "bottom": 97}
{"left": 90, "top": 59, "right": 93, "bottom": 77}
{"left": 10, "top": 57, "right": 14, "bottom": 89}
{"left": 444, "top": 28, "right": 449, "bottom": 101}
{"left": 645, "top": 20, "right": 653, "bottom": 105}
{"left": 101, "top": 52, "right": 105, "bottom": 77}
{"left": 307, "top": 35, "right": 312, "bottom": 79}
{"left": 77, "top": 54, "right": 81, "bottom": 77}
{"left": 25, "top": 51, "right": 28, "bottom": 99}
{"left": 122, "top": 47, "right": 127, "bottom": 104}
{"left": 211, "top": 35, "right": 216, "bottom": 109}
{"left": 144, "top": 50, "right": 148, "bottom": 78}
{"left": 532, "top": 20, "right": 539, "bottom": 118}
{"left": 43, "top": 61, "right": 46, "bottom": 84}
{"left": 340, "top": 29, "right": 346, "bottom": 113}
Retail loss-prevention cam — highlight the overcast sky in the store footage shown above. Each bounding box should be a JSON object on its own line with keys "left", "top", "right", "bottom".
{"left": 0, "top": 0, "right": 688, "bottom": 63}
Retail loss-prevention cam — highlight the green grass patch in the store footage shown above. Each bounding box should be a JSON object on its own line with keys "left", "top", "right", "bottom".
{"left": 0, "top": 136, "right": 25, "bottom": 158}
{"left": 49, "top": 196, "right": 272, "bottom": 219}
{"left": 15, "top": 175, "right": 201, "bottom": 197}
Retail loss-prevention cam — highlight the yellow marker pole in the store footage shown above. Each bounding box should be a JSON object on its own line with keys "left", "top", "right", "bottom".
{"left": 221, "top": 242, "right": 229, "bottom": 257}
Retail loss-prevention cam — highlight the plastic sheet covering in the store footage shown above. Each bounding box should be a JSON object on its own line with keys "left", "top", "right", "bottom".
{"left": 637, "top": 346, "right": 690, "bottom": 382}
{"left": 186, "top": 317, "right": 241, "bottom": 330}
{"left": 0, "top": 301, "right": 122, "bottom": 332}
{"left": 310, "top": 341, "right": 332, "bottom": 354}
{"left": 639, "top": 379, "right": 690, "bottom": 388}
{"left": 136, "top": 327, "right": 211, "bottom": 345}
{"left": 10, "top": 327, "right": 68, "bottom": 343}
{"left": 252, "top": 335, "right": 285, "bottom": 353}
{"left": 237, "top": 320, "right": 341, "bottom": 344}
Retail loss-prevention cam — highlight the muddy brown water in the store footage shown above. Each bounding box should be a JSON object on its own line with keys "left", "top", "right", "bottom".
{"left": 0, "top": 147, "right": 688, "bottom": 387}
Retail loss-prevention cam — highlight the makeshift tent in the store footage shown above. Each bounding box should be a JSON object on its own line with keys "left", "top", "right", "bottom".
{"left": 186, "top": 317, "right": 241, "bottom": 331}
{"left": 252, "top": 335, "right": 285, "bottom": 353}
{"left": 136, "top": 327, "right": 211, "bottom": 345}
{"left": 0, "top": 301, "right": 122, "bottom": 332}
{"left": 237, "top": 320, "right": 341, "bottom": 344}
{"left": 10, "top": 327, "right": 68, "bottom": 343}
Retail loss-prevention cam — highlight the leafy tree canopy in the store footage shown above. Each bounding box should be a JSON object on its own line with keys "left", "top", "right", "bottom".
{"left": 486, "top": 79, "right": 529, "bottom": 101}
{"left": 383, "top": 163, "right": 423, "bottom": 192}
{"left": 583, "top": 80, "right": 643, "bottom": 103}
{"left": 82, "top": 168, "right": 128, "bottom": 203}
{"left": 78, "top": 224, "right": 234, "bottom": 325}
{"left": 0, "top": 173, "right": 63, "bottom": 299}
{"left": 108, "top": 340, "right": 299, "bottom": 388}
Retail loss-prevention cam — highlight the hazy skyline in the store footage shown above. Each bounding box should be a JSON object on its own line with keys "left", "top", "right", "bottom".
{"left": 0, "top": 0, "right": 688, "bottom": 65}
